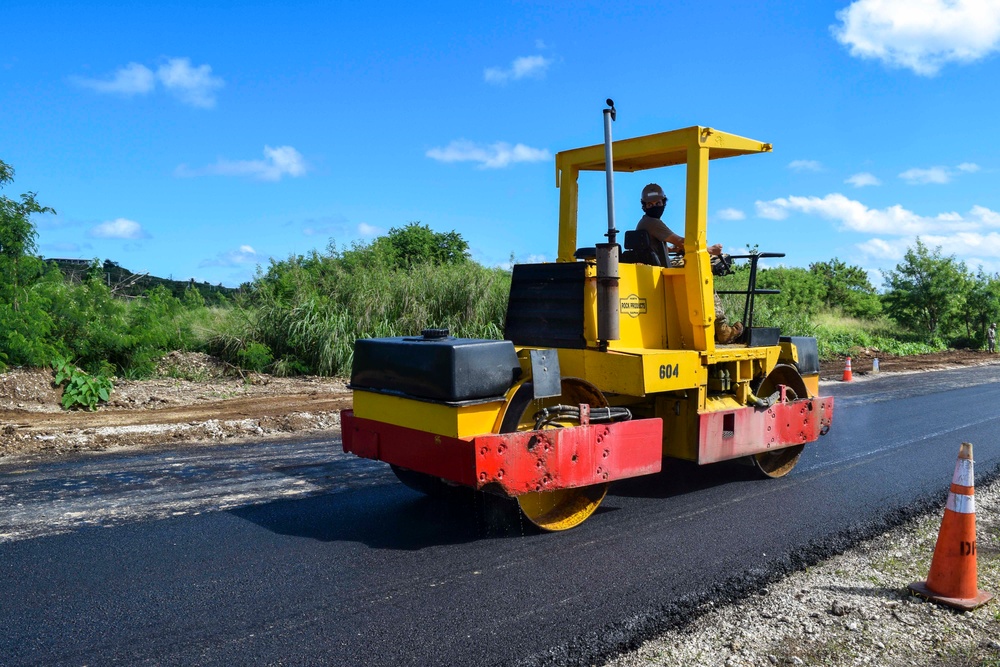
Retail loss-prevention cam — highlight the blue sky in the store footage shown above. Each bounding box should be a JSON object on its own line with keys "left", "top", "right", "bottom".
{"left": 3, "top": 0, "right": 1000, "bottom": 287}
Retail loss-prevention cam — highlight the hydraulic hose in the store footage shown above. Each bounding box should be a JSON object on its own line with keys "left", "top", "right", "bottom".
{"left": 531, "top": 405, "right": 632, "bottom": 430}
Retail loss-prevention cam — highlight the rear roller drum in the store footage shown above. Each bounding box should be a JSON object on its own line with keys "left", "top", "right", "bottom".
{"left": 499, "top": 378, "right": 610, "bottom": 532}
{"left": 751, "top": 364, "right": 808, "bottom": 479}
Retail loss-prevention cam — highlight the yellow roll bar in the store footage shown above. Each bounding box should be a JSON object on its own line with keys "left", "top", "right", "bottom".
{"left": 555, "top": 126, "right": 772, "bottom": 263}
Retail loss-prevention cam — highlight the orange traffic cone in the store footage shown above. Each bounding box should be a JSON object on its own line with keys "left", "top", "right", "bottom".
{"left": 908, "top": 442, "right": 994, "bottom": 611}
{"left": 842, "top": 357, "right": 853, "bottom": 382}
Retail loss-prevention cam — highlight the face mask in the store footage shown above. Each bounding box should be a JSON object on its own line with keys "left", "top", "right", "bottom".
{"left": 645, "top": 204, "right": 665, "bottom": 219}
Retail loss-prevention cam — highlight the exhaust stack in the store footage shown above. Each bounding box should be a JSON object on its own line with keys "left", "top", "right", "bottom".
{"left": 596, "top": 98, "right": 620, "bottom": 349}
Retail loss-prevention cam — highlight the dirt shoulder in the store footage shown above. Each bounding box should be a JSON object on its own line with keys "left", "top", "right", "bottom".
{"left": 819, "top": 349, "right": 1000, "bottom": 381}
{"left": 0, "top": 352, "right": 351, "bottom": 459}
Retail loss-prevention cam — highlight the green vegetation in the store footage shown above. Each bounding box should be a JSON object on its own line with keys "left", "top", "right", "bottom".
{"left": 5, "top": 156, "right": 1000, "bottom": 399}
{"left": 208, "top": 224, "right": 508, "bottom": 376}
{"left": 717, "top": 241, "right": 1000, "bottom": 357}
{"left": 52, "top": 356, "right": 114, "bottom": 411}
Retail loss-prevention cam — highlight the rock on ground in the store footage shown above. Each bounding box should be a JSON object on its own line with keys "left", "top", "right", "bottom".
{"left": 606, "top": 480, "right": 1000, "bottom": 667}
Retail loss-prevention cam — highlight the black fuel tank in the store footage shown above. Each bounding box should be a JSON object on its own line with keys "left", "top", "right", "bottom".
{"left": 351, "top": 332, "right": 520, "bottom": 402}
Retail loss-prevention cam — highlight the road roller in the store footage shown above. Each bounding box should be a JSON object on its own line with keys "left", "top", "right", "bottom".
{"left": 341, "top": 104, "right": 834, "bottom": 531}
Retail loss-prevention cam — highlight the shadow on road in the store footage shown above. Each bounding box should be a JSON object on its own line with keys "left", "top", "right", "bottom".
{"left": 229, "top": 484, "right": 559, "bottom": 550}
{"left": 609, "top": 458, "right": 762, "bottom": 499}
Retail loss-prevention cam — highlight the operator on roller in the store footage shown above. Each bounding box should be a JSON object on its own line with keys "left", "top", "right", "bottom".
{"left": 636, "top": 183, "right": 743, "bottom": 345}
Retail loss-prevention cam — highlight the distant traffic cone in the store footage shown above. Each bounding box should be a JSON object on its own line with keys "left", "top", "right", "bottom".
{"left": 842, "top": 357, "right": 853, "bottom": 382}
{"left": 908, "top": 442, "right": 994, "bottom": 611}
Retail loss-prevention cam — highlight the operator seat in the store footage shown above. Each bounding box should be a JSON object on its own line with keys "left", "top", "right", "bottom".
{"left": 622, "top": 230, "right": 666, "bottom": 267}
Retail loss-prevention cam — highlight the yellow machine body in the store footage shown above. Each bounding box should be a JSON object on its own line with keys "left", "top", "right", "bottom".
{"left": 343, "top": 123, "right": 833, "bottom": 531}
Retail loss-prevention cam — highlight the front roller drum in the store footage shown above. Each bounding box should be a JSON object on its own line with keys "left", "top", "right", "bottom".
{"left": 499, "top": 378, "right": 611, "bottom": 532}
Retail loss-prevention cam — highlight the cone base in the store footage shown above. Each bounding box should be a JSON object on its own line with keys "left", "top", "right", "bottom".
{"left": 908, "top": 581, "right": 994, "bottom": 611}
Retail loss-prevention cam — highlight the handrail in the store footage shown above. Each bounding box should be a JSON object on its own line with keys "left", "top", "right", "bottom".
{"left": 718, "top": 252, "right": 785, "bottom": 333}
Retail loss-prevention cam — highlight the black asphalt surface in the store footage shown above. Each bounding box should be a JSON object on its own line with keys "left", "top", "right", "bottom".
{"left": 2, "top": 366, "right": 1000, "bottom": 666}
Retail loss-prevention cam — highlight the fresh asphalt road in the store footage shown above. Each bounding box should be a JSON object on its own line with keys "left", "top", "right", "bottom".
{"left": 2, "top": 366, "right": 1000, "bottom": 666}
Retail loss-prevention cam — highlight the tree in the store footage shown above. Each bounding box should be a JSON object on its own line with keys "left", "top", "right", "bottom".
{"left": 1, "top": 159, "right": 55, "bottom": 309}
{"left": 370, "top": 222, "right": 470, "bottom": 268}
{"left": 0, "top": 159, "right": 60, "bottom": 367}
{"left": 961, "top": 268, "right": 1000, "bottom": 345}
{"left": 755, "top": 266, "right": 826, "bottom": 316}
{"left": 809, "top": 258, "right": 882, "bottom": 319}
{"left": 882, "top": 239, "right": 968, "bottom": 337}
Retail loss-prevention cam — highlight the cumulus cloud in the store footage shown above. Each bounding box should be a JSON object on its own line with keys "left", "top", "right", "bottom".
{"left": 156, "top": 58, "right": 224, "bottom": 108}
{"left": 832, "top": 0, "right": 1000, "bottom": 76}
{"left": 756, "top": 191, "right": 1000, "bottom": 264}
{"left": 788, "top": 159, "right": 823, "bottom": 172}
{"left": 899, "top": 166, "right": 951, "bottom": 184}
{"left": 846, "top": 172, "right": 882, "bottom": 187}
{"left": 176, "top": 146, "right": 307, "bottom": 181}
{"left": 860, "top": 232, "right": 1000, "bottom": 260}
{"left": 199, "top": 244, "right": 260, "bottom": 268}
{"left": 855, "top": 237, "right": 912, "bottom": 260}
{"left": 357, "top": 223, "right": 382, "bottom": 237}
{"left": 716, "top": 208, "right": 746, "bottom": 220}
{"left": 72, "top": 57, "right": 223, "bottom": 107}
{"left": 426, "top": 140, "right": 550, "bottom": 169}
{"left": 484, "top": 55, "right": 553, "bottom": 84}
{"left": 754, "top": 193, "right": 1000, "bottom": 235}
{"left": 957, "top": 162, "right": 982, "bottom": 172}
{"left": 88, "top": 218, "right": 150, "bottom": 239}
{"left": 72, "top": 62, "right": 155, "bottom": 95}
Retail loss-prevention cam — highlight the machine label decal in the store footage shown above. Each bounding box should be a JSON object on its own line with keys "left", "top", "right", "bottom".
{"left": 620, "top": 294, "right": 647, "bottom": 317}
{"left": 658, "top": 364, "right": 680, "bottom": 379}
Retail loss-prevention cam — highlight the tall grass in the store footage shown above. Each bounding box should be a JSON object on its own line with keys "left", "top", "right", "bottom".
{"left": 210, "top": 257, "right": 511, "bottom": 376}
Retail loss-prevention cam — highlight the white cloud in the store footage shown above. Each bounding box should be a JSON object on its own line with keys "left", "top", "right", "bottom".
{"left": 73, "top": 57, "right": 223, "bottom": 108}
{"left": 757, "top": 192, "right": 1000, "bottom": 266}
{"left": 856, "top": 237, "right": 911, "bottom": 260}
{"left": 89, "top": 218, "right": 149, "bottom": 239}
{"left": 957, "top": 162, "right": 982, "bottom": 172}
{"left": 860, "top": 232, "right": 1000, "bottom": 261}
{"left": 846, "top": 172, "right": 882, "bottom": 187}
{"left": 535, "top": 39, "right": 549, "bottom": 50}
{"left": 156, "top": 58, "right": 224, "bottom": 108}
{"left": 899, "top": 166, "right": 951, "bottom": 184}
{"left": 754, "top": 193, "right": 1000, "bottom": 235}
{"left": 971, "top": 204, "right": 1000, "bottom": 225}
{"left": 426, "top": 140, "right": 550, "bottom": 169}
{"left": 72, "top": 62, "right": 156, "bottom": 95}
{"left": 832, "top": 0, "right": 1000, "bottom": 76}
{"left": 199, "top": 245, "right": 260, "bottom": 268}
{"left": 176, "top": 145, "right": 307, "bottom": 181}
{"left": 484, "top": 55, "right": 553, "bottom": 84}
{"left": 716, "top": 208, "right": 746, "bottom": 220}
{"left": 788, "top": 160, "right": 823, "bottom": 172}
{"left": 358, "top": 223, "right": 382, "bottom": 237}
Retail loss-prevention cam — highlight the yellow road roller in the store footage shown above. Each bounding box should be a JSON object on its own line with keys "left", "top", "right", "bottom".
{"left": 341, "top": 103, "right": 834, "bottom": 531}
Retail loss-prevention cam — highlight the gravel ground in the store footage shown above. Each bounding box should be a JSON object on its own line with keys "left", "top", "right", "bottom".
{"left": 607, "top": 476, "right": 1000, "bottom": 667}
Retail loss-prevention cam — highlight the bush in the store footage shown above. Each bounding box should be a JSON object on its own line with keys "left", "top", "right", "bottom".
{"left": 52, "top": 356, "right": 113, "bottom": 411}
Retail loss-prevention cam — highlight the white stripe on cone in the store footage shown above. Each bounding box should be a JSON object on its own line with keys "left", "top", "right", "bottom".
{"left": 952, "top": 458, "right": 974, "bottom": 487}
{"left": 946, "top": 493, "right": 976, "bottom": 514}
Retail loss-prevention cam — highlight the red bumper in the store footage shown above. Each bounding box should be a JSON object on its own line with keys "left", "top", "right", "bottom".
{"left": 341, "top": 410, "right": 663, "bottom": 496}
{"left": 698, "top": 396, "right": 834, "bottom": 464}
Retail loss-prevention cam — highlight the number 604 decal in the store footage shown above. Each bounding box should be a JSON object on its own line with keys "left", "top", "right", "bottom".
{"left": 659, "top": 364, "right": 680, "bottom": 379}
